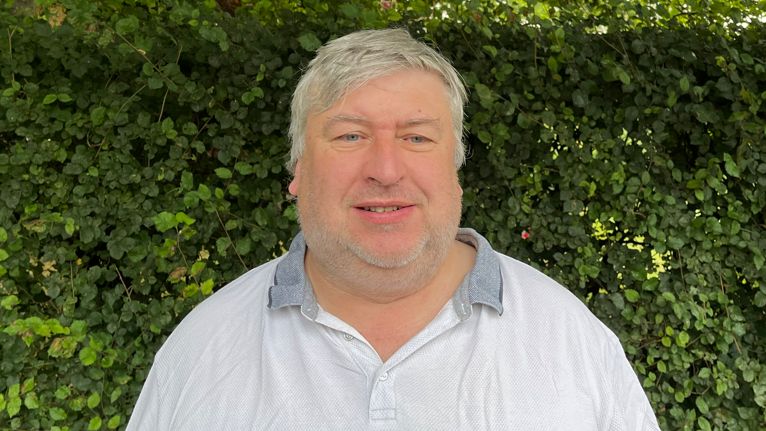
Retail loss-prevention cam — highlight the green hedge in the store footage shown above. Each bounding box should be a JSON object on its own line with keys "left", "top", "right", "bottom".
{"left": 1, "top": 1, "right": 764, "bottom": 430}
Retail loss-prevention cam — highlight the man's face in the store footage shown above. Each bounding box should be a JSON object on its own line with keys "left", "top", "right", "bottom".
{"left": 289, "top": 69, "right": 462, "bottom": 273}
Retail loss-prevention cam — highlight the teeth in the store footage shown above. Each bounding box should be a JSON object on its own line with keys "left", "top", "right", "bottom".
{"left": 364, "top": 206, "right": 401, "bottom": 213}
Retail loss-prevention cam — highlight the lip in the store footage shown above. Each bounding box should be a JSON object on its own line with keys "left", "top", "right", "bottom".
{"left": 352, "top": 202, "right": 416, "bottom": 224}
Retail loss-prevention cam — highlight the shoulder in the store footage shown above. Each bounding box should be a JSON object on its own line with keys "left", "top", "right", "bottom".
{"left": 492, "top": 253, "right": 659, "bottom": 427}
{"left": 494, "top": 251, "right": 621, "bottom": 349}
{"left": 152, "top": 256, "right": 284, "bottom": 370}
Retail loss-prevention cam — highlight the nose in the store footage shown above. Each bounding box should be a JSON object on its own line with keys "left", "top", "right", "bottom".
{"left": 363, "top": 134, "right": 406, "bottom": 186}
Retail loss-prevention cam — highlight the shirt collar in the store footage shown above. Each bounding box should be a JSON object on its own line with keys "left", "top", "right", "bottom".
{"left": 268, "top": 228, "right": 503, "bottom": 317}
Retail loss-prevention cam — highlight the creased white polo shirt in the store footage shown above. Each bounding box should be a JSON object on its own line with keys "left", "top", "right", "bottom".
{"left": 126, "top": 228, "right": 659, "bottom": 430}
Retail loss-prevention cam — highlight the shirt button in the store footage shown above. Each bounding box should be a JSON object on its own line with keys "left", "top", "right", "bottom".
{"left": 343, "top": 333, "right": 354, "bottom": 341}
{"left": 379, "top": 372, "right": 389, "bottom": 381}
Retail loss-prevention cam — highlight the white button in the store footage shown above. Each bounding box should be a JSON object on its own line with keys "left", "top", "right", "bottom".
{"left": 379, "top": 372, "right": 389, "bottom": 381}
{"left": 343, "top": 333, "right": 353, "bottom": 341}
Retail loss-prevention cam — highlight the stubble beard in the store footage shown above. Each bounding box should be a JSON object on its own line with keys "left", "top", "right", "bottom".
{"left": 297, "top": 190, "right": 462, "bottom": 299}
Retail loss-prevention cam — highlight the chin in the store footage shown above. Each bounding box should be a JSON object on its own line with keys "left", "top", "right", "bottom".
{"left": 350, "top": 241, "right": 428, "bottom": 270}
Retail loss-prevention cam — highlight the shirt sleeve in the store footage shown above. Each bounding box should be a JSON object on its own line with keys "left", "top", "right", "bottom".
{"left": 607, "top": 341, "right": 661, "bottom": 431}
{"left": 125, "top": 364, "right": 163, "bottom": 431}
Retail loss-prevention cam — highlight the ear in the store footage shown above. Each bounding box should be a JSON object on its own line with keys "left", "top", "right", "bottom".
{"left": 288, "top": 161, "right": 301, "bottom": 196}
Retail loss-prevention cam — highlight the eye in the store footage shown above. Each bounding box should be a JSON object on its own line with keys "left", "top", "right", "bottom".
{"left": 340, "top": 133, "right": 362, "bottom": 142}
{"left": 405, "top": 135, "right": 430, "bottom": 144}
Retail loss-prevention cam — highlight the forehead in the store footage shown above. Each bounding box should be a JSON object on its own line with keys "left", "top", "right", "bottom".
{"left": 312, "top": 69, "right": 452, "bottom": 124}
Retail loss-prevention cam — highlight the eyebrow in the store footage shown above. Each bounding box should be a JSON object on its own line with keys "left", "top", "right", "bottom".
{"left": 323, "top": 115, "right": 442, "bottom": 134}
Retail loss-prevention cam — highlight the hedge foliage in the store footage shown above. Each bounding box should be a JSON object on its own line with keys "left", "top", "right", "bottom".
{"left": 1, "top": 1, "right": 764, "bottom": 430}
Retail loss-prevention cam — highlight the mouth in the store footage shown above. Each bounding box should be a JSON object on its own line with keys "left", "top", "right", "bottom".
{"left": 361, "top": 206, "right": 402, "bottom": 213}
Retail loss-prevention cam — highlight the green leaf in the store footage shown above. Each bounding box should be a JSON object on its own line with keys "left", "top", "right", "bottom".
{"left": 200, "top": 278, "right": 214, "bottom": 295}
{"left": 0, "top": 227, "right": 7, "bottom": 242}
{"left": 695, "top": 396, "right": 709, "bottom": 414}
{"left": 24, "top": 393, "right": 39, "bottom": 409}
{"left": 667, "top": 236, "right": 684, "bottom": 249}
{"left": 723, "top": 153, "right": 740, "bottom": 177}
{"left": 90, "top": 106, "right": 107, "bottom": 126}
{"left": 624, "top": 289, "right": 640, "bottom": 303}
{"left": 21, "top": 377, "right": 35, "bottom": 393}
{"left": 107, "top": 415, "right": 122, "bottom": 429}
{"left": 88, "top": 415, "right": 103, "bottom": 431}
{"left": 617, "top": 68, "right": 630, "bottom": 85}
{"left": 297, "top": 32, "right": 322, "bottom": 51}
{"left": 190, "top": 261, "right": 205, "bottom": 276}
{"left": 50, "top": 407, "right": 68, "bottom": 421}
{"left": 482, "top": 45, "right": 497, "bottom": 58}
{"left": 7, "top": 396, "right": 21, "bottom": 418}
{"left": 572, "top": 89, "right": 587, "bottom": 107}
{"left": 181, "top": 171, "right": 194, "bottom": 190}
{"left": 0, "top": 249, "right": 8, "bottom": 262}
{"left": 161, "top": 117, "right": 175, "bottom": 134}
{"left": 197, "top": 184, "right": 211, "bottom": 201}
{"left": 474, "top": 83, "right": 493, "bottom": 104}
{"left": 110, "top": 388, "right": 122, "bottom": 403}
{"left": 534, "top": 3, "right": 550, "bottom": 19}
{"left": 680, "top": 76, "right": 690, "bottom": 92}
{"left": 153, "top": 211, "right": 177, "bottom": 232}
{"left": 79, "top": 347, "right": 98, "bottom": 366}
{"left": 43, "top": 94, "right": 58, "bottom": 104}
{"left": 215, "top": 167, "right": 233, "bottom": 179}
{"left": 65, "top": 218, "right": 76, "bottom": 235}
{"left": 57, "top": 93, "right": 72, "bottom": 102}
{"left": 115, "top": 15, "right": 139, "bottom": 35}
{"left": 174, "top": 212, "right": 195, "bottom": 226}
{"left": 1, "top": 295, "right": 20, "bottom": 310}
{"left": 87, "top": 392, "right": 101, "bottom": 409}
{"left": 547, "top": 57, "right": 559, "bottom": 73}
{"left": 755, "top": 253, "right": 764, "bottom": 270}
{"left": 339, "top": 3, "right": 360, "bottom": 18}
{"left": 677, "top": 331, "right": 690, "bottom": 347}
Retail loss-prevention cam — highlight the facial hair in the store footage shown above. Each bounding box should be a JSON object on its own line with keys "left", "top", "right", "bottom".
{"left": 297, "top": 183, "right": 462, "bottom": 298}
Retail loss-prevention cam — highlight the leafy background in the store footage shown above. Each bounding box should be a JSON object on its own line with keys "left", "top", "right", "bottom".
{"left": 1, "top": 0, "right": 764, "bottom": 429}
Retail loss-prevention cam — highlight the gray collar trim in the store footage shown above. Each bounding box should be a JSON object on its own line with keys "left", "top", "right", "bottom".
{"left": 268, "top": 228, "right": 503, "bottom": 316}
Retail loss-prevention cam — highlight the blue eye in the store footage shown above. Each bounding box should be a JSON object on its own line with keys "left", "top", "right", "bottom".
{"left": 342, "top": 133, "right": 361, "bottom": 142}
{"left": 407, "top": 135, "right": 428, "bottom": 144}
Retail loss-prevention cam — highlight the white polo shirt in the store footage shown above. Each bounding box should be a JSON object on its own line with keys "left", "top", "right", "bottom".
{"left": 126, "top": 229, "right": 659, "bottom": 430}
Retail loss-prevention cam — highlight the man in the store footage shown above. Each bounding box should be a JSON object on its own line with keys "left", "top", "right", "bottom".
{"left": 127, "top": 29, "right": 660, "bottom": 430}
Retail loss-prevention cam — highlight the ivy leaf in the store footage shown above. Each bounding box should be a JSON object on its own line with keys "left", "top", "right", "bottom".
{"left": 107, "top": 415, "right": 122, "bottom": 429}
{"left": 297, "top": 32, "right": 322, "bottom": 51}
{"left": 680, "top": 76, "right": 690, "bottom": 92}
{"left": 723, "top": 153, "right": 740, "bottom": 177}
{"left": 1, "top": 295, "right": 20, "bottom": 310}
{"left": 215, "top": 167, "right": 233, "bottom": 179}
{"left": 43, "top": 94, "right": 58, "bottom": 104}
{"left": 79, "top": 347, "right": 97, "bottom": 366}
{"left": 534, "top": 3, "right": 550, "bottom": 19}
{"left": 50, "top": 407, "right": 67, "bottom": 421}
{"left": 153, "top": 211, "right": 177, "bottom": 232}
{"left": 115, "top": 15, "right": 139, "bottom": 35}
{"left": 91, "top": 106, "right": 107, "bottom": 126}
{"left": 7, "top": 395, "right": 21, "bottom": 418}
{"left": 88, "top": 416, "right": 103, "bottom": 431}
{"left": 87, "top": 392, "right": 101, "bottom": 409}
{"left": 677, "top": 331, "right": 690, "bottom": 347}
{"left": 624, "top": 289, "right": 640, "bottom": 303}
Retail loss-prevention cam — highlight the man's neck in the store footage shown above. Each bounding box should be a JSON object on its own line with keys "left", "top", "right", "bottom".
{"left": 305, "top": 239, "right": 476, "bottom": 361}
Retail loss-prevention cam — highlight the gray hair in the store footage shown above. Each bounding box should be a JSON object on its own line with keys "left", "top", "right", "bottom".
{"left": 287, "top": 28, "right": 467, "bottom": 174}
